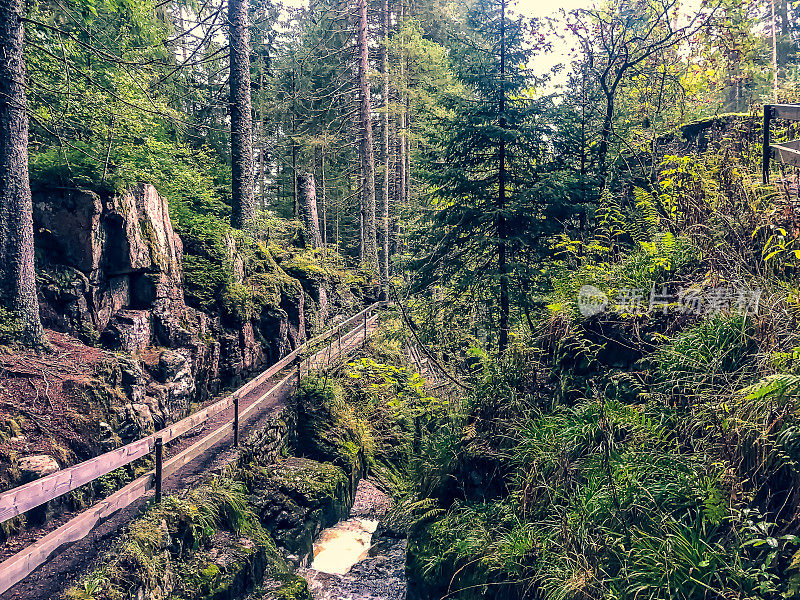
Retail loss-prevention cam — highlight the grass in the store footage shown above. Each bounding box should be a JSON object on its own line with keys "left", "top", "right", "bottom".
{"left": 397, "top": 147, "right": 800, "bottom": 599}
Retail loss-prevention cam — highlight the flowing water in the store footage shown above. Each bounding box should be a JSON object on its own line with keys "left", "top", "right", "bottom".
{"left": 299, "top": 480, "right": 407, "bottom": 600}
{"left": 310, "top": 518, "right": 380, "bottom": 575}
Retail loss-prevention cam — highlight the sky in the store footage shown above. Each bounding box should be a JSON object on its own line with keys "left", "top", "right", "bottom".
{"left": 514, "top": 0, "right": 593, "bottom": 19}
{"left": 514, "top": 0, "right": 597, "bottom": 88}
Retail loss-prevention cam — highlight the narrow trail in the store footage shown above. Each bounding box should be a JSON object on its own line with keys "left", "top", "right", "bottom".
{"left": 0, "top": 318, "right": 379, "bottom": 600}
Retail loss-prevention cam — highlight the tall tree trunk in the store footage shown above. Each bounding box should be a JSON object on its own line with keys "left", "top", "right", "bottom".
{"left": 320, "top": 148, "right": 327, "bottom": 247}
{"left": 357, "top": 0, "right": 378, "bottom": 271}
{"left": 229, "top": 0, "right": 255, "bottom": 229}
{"left": 298, "top": 173, "right": 322, "bottom": 248}
{"left": 0, "top": 0, "right": 45, "bottom": 346}
{"left": 292, "top": 142, "right": 298, "bottom": 218}
{"left": 379, "top": 0, "right": 390, "bottom": 295}
{"left": 395, "top": 0, "right": 406, "bottom": 255}
{"left": 259, "top": 54, "right": 266, "bottom": 210}
{"left": 497, "top": 0, "right": 509, "bottom": 354}
{"left": 597, "top": 90, "right": 613, "bottom": 192}
{"left": 291, "top": 69, "right": 298, "bottom": 218}
{"left": 359, "top": 160, "right": 365, "bottom": 264}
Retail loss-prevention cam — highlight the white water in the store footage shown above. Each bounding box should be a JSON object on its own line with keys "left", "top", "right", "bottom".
{"left": 310, "top": 518, "right": 379, "bottom": 575}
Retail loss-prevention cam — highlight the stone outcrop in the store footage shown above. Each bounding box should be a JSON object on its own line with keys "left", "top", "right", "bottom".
{"left": 34, "top": 184, "right": 185, "bottom": 348}
{"left": 31, "top": 182, "right": 365, "bottom": 461}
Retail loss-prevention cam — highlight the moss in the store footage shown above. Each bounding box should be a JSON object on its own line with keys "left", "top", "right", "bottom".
{"left": 281, "top": 253, "right": 328, "bottom": 284}
{"left": 0, "top": 306, "right": 23, "bottom": 345}
{"left": 271, "top": 575, "right": 312, "bottom": 600}
{"left": 0, "top": 417, "right": 22, "bottom": 443}
{"left": 139, "top": 217, "right": 168, "bottom": 272}
{"left": 294, "top": 376, "right": 373, "bottom": 477}
{"left": 269, "top": 459, "right": 349, "bottom": 503}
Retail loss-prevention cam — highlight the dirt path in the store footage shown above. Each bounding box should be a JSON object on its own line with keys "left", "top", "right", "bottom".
{"left": 0, "top": 319, "right": 378, "bottom": 600}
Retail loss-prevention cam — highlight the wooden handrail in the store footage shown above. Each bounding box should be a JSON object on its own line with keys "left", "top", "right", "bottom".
{"left": 0, "top": 301, "right": 385, "bottom": 526}
{"left": 0, "top": 310, "right": 382, "bottom": 596}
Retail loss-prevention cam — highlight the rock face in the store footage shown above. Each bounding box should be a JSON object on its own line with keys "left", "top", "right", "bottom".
{"left": 32, "top": 182, "right": 362, "bottom": 447}
{"left": 34, "top": 184, "right": 185, "bottom": 348}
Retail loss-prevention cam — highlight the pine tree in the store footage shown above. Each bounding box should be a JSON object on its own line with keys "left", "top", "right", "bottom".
{"left": 0, "top": 0, "right": 45, "bottom": 346}
{"left": 418, "top": 0, "right": 565, "bottom": 354}
{"left": 357, "top": 0, "right": 378, "bottom": 272}
{"left": 230, "top": 0, "right": 255, "bottom": 229}
{"left": 380, "top": 0, "right": 391, "bottom": 296}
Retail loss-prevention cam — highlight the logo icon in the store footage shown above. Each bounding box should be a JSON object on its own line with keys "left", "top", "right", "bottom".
{"left": 577, "top": 285, "right": 608, "bottom": 317}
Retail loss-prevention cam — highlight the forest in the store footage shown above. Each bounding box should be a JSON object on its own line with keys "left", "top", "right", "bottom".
{"left": 1, "top": 0, "right": 800, "bottom": 598}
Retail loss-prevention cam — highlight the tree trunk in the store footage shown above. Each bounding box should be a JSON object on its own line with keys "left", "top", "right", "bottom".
{"left": 0, "top": 0, "right": 45, "bottom": 346}
{"left": 359, "top": 160, "right": 366, "bottom": 264}
{"left": 396, "top": 0, "right": 406, "bottom": 255}
{"left": 298, "top": 173, "right": 322, "bottom": 248}
{"left": 379, "top": 0, "right": 390, "bottom": 295}
{"left": 292, "top": 141, "right": 298, "bottom": 219}
{"left": 358, "top": 0, "right": 378, "bottom": 271}
{"left": 259, "top": 54, "right": 266, "bottom": 210}
{"left": 597, "top": 91, "right": 613, "bottom": 192}
{"left": 497, "top": 0, "right": 509, "bottom": 354}
{"left": 320, "top": 149, "right": 327, "bottom": 247}
{"left": 229, "top": 0, "right": 255, "bottom": 229}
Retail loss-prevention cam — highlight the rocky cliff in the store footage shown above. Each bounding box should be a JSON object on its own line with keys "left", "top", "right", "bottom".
{"left": 0, "top": 184, "right": 368, "bottom": 508}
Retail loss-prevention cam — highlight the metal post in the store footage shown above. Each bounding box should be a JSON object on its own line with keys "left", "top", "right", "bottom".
{"left": 233, "top": 396, "right": 239, "bottom": 448}
{"left": 764, "top": 104, "right": 772, "bottom": 184}
{"left": 154, "top": 438, "right": 163, "bottom": 503}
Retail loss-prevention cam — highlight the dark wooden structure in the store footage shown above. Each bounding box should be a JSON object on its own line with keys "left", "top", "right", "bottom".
{"left": 763, "top": 104, "right": 800, "bottom": 183}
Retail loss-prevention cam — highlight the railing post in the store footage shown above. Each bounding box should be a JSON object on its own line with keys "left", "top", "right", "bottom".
{"left": 233, "top": 396, "right": 239, "bottom": 448}
{"left": 154, "top": 438, "right": 163, "bottom": 503}
{"left": 764, "top": 104, "right": 772, "bottom": 184}
{"left": 296, "top": 358, "right": 301, "bottom": 387}
{"left": 363, "top": 309, "right": 368, "bottom": 347}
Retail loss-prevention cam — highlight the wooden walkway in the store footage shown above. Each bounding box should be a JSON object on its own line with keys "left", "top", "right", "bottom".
{"left": 0, "top": 304, "right": 384, "bottom": 599}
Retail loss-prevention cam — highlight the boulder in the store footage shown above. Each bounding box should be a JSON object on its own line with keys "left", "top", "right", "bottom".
{"left": 104, "top": 183, "right": 183, "bottom": 279}
{"left": 101, "top": 309, "right": 152, "bottom": 355}
{"left": 247, "top": 458, "right": 351, "bottom": 562}
{"left": 18, "top": 455, "right": 60, "bottom": 482}
{"left": 33, "top": 189, "right": 104, "bottom": 274}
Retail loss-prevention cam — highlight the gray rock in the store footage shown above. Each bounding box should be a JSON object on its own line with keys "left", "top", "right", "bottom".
{"left": 33, "top": 188, "right": 104, "bottom": 274}
{"left": 18, "top": 455, "right": 60, "bottom": 482}
{"left": 102, "top": 309, "right": 152, "bottom": 355}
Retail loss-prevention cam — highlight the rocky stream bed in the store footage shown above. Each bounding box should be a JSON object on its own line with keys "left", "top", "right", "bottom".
{"left": 299, "top": 480, "right": 407, "bottom": 600}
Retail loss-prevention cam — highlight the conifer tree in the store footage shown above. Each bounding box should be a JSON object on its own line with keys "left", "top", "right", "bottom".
{"left": 0, "top": 0, "right": 45, "bottom": 346}
{"left": 230, "top": 0, "right": 255, "bottom": 229}
{"left": 418, "top": 0, "right": 566, "bottom": 354}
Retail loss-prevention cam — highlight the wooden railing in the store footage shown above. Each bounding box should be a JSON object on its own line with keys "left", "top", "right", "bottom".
{"left": 0, "top": 301, "right": 386, "bottom": 595}
{"left": 763, "top": 104, "right": 800, "bottom": 183}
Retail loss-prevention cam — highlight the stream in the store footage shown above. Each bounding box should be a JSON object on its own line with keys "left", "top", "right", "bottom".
{"left": 298, "top": 480, "right": 407, "bottom": 600}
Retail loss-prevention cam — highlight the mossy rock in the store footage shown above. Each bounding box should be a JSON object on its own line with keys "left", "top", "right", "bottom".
{"left": 270, "top": 575, "right": 312, "bottom": 600}
{"left": 281, "top": 255, "right": 327, "bottom": 285}
{"left": 173, "top": 532, "right": 291, "bottom": 600}
{"left": 244, "top": 458, "right": 350, "bottom": 560}
{"left": 294, "top": 377, "right": 371, "bottom": 480}
{"left": 0, "top": 418, "right": 22, "bottom": 443}
{"left": 65, "top": 477, "right": 293, "bottom": 600}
